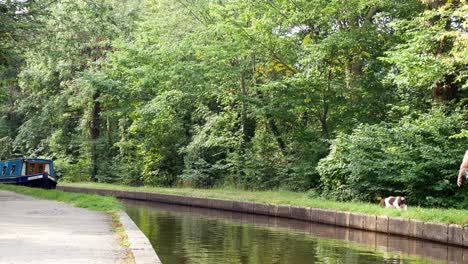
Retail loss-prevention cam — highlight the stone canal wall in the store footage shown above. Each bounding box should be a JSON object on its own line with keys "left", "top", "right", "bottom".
{"left": 118, "top": 211, "right": 162, "bottom": 264}
{"left": 57, "top": 186, "right": 467, "bottom": 248}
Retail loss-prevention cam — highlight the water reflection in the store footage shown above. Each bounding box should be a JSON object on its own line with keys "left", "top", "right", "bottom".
{"left": 122, "top": 199, "right": 466, "bottom": 264}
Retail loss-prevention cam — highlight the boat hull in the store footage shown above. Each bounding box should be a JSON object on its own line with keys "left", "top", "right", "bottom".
{"left": 0, "top": 173, "right": 57, "bottom": 189}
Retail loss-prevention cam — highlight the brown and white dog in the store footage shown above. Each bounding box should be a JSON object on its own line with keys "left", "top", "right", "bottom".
{"left": 379, "top": 196, "right": 407, "bottom": 210}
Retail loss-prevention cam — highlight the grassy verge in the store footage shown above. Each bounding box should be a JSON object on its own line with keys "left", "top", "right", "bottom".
{"left": 0, "top": 184, "right": 122, "bottom": 212}
{"left": 61, "top": 182, "right": 468, "bottom": 226}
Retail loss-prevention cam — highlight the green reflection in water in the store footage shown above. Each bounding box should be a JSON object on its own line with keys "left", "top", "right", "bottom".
{"left": 124, "top": 203, "right": 442, "bottom": 264}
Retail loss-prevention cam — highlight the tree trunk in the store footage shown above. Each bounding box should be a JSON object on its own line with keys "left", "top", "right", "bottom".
{"left": 320, "top": 102, "right": 329, "bottom": 137}
{"left": 268, "top": 118, "right": 286, "bottom": 152}
{"left": 320, "top": 70, "right": 331, "bottom": 138}
{"left": 424, "top": 0, "right": 448, "bottom": 9}
{"left": 432, "top": 76, "right": 458, "bottom": 102}
{"left": 90, "top": 90, "right": 101, "bottom": 182}
{"left": 240, "top": 70, "right": 247, "bottom": 154}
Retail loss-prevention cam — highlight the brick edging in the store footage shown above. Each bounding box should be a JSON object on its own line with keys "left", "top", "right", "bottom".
{"left": 57, "top": 186, "right": 467, "bottom": 248}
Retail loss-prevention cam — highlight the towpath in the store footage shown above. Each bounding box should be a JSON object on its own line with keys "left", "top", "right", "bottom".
{"left": 0, "top": 190, "right": 128, "bottom": 264}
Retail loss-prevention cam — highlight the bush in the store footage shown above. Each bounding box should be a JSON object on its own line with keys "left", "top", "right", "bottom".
{"left": 130, "top": 91, "right": 194, "bottom": 186}
{"left": 54, "top": 157, "right": 92, "bottom": 182}
{"left": 241, "top": 129, "right": 285, "bottom": 190}
{"left": 317, "top": 108, "right": 468, "bottom": 208}
{"left": 242, "top": 127, "right": 328, "bottom": 191}
{"left": 180, "top": 114, "right": 237, "bottom": 188}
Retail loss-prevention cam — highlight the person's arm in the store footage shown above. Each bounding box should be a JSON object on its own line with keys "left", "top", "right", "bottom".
{"left": 458, "top": 150, "right": 468, "bottom": 187}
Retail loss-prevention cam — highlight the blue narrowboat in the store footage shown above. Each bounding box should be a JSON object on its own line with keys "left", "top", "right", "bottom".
{"left": 0, "top": 159, "right": 57, "bottom": 189}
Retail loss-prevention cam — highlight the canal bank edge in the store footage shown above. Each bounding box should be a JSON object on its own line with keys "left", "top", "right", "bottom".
{"left": 118, "top": 210, "right": 162, "bottom": 264}
{"left": 57, "top": 186, "right": 467, "bottom": 248}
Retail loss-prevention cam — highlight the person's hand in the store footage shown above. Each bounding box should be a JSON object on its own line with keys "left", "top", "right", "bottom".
{"left": 458, "top": 175, "right": 462, "bottom": 187}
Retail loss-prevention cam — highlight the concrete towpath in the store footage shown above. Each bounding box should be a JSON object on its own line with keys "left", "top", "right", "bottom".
{"left": 0, "top": 190, "right": 130, "bottom": 264}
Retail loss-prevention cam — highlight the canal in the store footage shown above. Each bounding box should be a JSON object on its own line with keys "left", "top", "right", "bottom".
{"left": 122, "top": 199, "right": 466, "bottom": 264}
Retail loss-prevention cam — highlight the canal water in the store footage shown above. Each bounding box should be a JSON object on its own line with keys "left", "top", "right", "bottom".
{"left": 122, "top": 199, "right": 466, "bottom": 264}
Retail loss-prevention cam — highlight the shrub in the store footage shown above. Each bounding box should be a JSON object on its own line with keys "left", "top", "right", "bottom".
{"left": 180, "top": 114, "right": 238, "bottom": 188}
{"left": 317, "top": 108, "right": 468, "bottom": 208}
{"left": 130, "top": 91, "right": 194, "bottom": 186}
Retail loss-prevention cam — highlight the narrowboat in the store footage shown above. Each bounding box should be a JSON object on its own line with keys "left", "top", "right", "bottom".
{"left": 0, "top": 159, "right": 57, "bottom": 189}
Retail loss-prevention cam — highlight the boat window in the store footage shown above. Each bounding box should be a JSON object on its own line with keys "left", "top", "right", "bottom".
{"left": 10, "top": 165, "right": 15, "bottom": 175}
{"left": 45, "top": 164, "right": 51, "bottom": 174}
{"left": 2, "top": 166, "right": 6, "bottom": 176}
{"left": 28, "top": 163, "right": 35, "bottom": 175}
{"left": 38, "top": 163, "right": 44, "bottom": 173}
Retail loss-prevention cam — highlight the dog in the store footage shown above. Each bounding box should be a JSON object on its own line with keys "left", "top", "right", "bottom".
{"left": 379, "top": 196, "right": 407, "bottom": 210}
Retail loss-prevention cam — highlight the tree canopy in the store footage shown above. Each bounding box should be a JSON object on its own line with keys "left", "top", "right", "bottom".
{"left": 1, "top": 0, "right": 467, "bottom": 207}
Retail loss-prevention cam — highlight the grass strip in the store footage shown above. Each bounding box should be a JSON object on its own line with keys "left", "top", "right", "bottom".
{"left": 62, "top": 182, "right": 468, "bottom": 226}
{"left": 0, "top": 184, "right": 122, "bottom": 212}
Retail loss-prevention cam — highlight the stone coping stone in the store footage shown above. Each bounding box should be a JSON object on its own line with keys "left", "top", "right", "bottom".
{"left": 448, "top": 224, "right": 463, "bottom": 247}
{"left": 349, "top": 213, "right": 366, "bottom": 230}
{"left": 133, "top": 191, "right": 145, "bottom": 199}
{"left": 112, "top": 189, "right": 125, "bottom": 198}
{"left": 268, "top": 204, "right": 278, "bottom": 216}
{"left": 133, "top": 191, "right": 148, "bottom": 201}
{"left": 93, "top": 188, "right": 103, "bottom": 195}
{"left": 232, "top": 201, "right": 255, "bottom": 214}
{"left": 408, "top": 219, "right": 424, "bottom": 238}
{"left": 335, "top": 211, "right": 350, "bottom": 227}
{"left": 118, "top": 211, "right": 162, "bottom": 264}
{"left": 125, "top": 191, "right": 138, "bottom": 200}
{"left": 253, "top": 203, "right": 272, "bottom": 216}
{"left": 318, "top": 209, "right": 337, "bottom": 225}
{"left": 83, "top": 187, "right": 93, "bottom": 194}
{"left": 166, "top": 194, "right": 190, "bottom": 206}
{"left": 423, "top": 222, "right": 448, "bottom": 244}
{"left": 290, "top": 206, "right": 310, "bottom": 221}
{"left": 310, "top": 208, "right": 320, "bottom": 223}
{"left": 362, "top": 215, "right": 377, "bottom": 232}
{"left": 73, "top": 187, "right": 87, "bottom": 193}
{"left": 190, "top": 197, "right": 212, "bottom": 208}
{"left": 147, "top": 193, "right": 170, "bottom": 203}
{"left": 463, "top": 226, "right": 468, "bottom": 248}
{"left": 375, "top": 216, "right": 388, "bottom": 233}
{"left": 276, "top": 204, "right": 291, "bottom": 218}
{"left": 388, "top": 217, "right": 409, "bottom": 236}
{"left": 98, "top": 189, "right": 110, "bottom": 196}
{"left": 65, "top": 186, "right": 78, "bottom": 191}
{"left": 211, "top": 199, "right": 234, "bottom": 211}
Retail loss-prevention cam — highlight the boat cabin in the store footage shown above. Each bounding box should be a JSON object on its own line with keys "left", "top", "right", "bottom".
{"left": 0, "top": 159, "right": 57, "bottom": 189}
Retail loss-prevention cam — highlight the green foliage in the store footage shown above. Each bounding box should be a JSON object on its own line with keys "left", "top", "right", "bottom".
{"left": 318, "top": 109, "right": 468, "bottom": 208}
{"left": 130, "top": 90, "right": 195, "bottom": 186}
{"left": 1, "top": 0, "right": 466, "bottom": 208}
{"left": 242, "top": 127, "right": 286, "bottom": 190}
{"left": 381, "top": 1, "right": 468, "bottom": 103}
{"left": 180, "top": 111, "right": 240, "bottom": 188}
{"left": 242, "top": 125, "right": 328, "bottom": 191}
{"left": 0, "top": 136, "right": 13, "bottom": 160}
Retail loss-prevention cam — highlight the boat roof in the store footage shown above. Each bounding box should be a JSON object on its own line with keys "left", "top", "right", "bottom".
{"left": 0, "top": 158, "right": 53, "bottom": 163}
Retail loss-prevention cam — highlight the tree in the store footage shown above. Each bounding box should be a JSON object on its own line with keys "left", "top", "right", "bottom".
{"left": 382, "top": 0, "right": 468, "bottom": 103}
